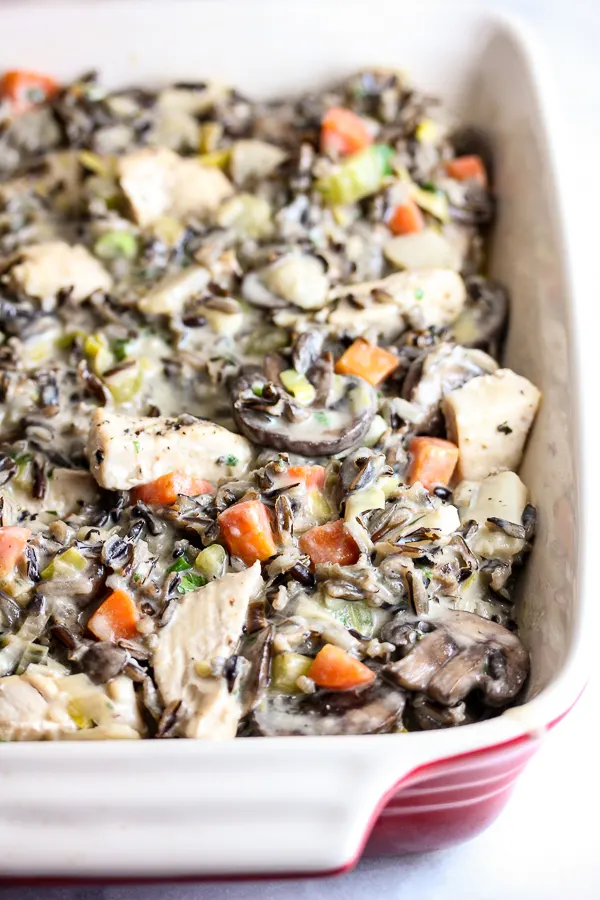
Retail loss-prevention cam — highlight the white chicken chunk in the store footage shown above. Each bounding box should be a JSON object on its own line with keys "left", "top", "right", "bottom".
{"left": 87, "top": 409, "right": 253, "bottom": 490}
{"left": 138, "top": 265, "right": 210, "bottom": 315}
{"left": 153, "top": 563, "right": 263, "bottom": 739}
{"left": 459, "top": 471, "right": 529, "bottom": 561}
{"left": 328, "top": 269, "right": 466, "bottom": 337}
{"left": 230, "top": 139, "right": 287, "bottom": 186}
{"left": 9, "top": 241, "right": 112, "bottom": 303}
{"left": 118, "top": 147, "right": 233, "bottom": 228}
{"left": 442, "top": 368, "right": 541, "bottom": 481}
{"left": 0, "top": 671, "right": 142, "bottom": 741}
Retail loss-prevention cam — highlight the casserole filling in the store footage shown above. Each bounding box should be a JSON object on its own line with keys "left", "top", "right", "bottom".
{"left": 0, "top": 68, "right": 540, "bottom": 739}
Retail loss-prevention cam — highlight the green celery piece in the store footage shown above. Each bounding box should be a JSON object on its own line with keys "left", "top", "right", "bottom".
{"left": 167, "top": 557, "right": 193, "bottom": 574}
{"left": 331, "top": 601, "right": 374, "bottom": 636}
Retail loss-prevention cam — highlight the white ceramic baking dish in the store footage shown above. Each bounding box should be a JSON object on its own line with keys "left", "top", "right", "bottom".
{"left": 0, "top": 0, "right": 588, "bottom": 882}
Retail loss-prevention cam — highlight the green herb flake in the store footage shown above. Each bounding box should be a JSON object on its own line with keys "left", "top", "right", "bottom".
{"left": 178, "top": 572, "right": 207, "bottom": 594}
{"left": 220, "top": 454, "right": 239, "bottom": 467}
{"left": 133, "top": 572, "right": 143, "bottom": 584}
{"left": 133, "top": 440, "right": 141, "bottom": 452}
{"left": 313, "top": 410, "right": 330, "bottom": 426}
{"left": 167, "top": 557, "right": 193, "bottom": 574}
{"left": 112, "top": 338, "right": 130, "bottom": 362}
{"left": 414, "top": 287, "right": 424, "bottom": 301}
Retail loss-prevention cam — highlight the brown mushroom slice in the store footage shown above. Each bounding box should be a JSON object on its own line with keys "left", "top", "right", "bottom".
{"left": 231, "top": 368, "right": 377, "bottom": 456}
{"left": 384, "top": 608, "right": 529, "bottom": 709}
{"left": 408, "top": 695, "right": 469, "bottom": 731}
{"left": 387, "top": 629, "right": 458, "bottom": 691}
{"left": 252, "top": 681, "right": 406, "bottom": 736}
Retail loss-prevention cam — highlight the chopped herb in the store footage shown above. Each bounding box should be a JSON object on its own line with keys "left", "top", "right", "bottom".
{"left": 221, "top": 454, "right": 238, "bottom": 467}
{"left": 313, "top": 410, "right": 330, "bottom": 426}
{"left": 414, "top": 287, "right": 424, "bottom": 301}
{"left": 178, "top": 572, "right": 207, "bottom": 594}
{"left": 497, "top": 422, "right": 513, "bottom": 435}
{"left": 112, "top": 338, "right": 130, "bottom": 362}
{"left": 167, "top": 557, "right": 192, "bottom": 574}
{"left": 46, "top": 510, "right": 58, "bottom": 516}
{"left": 133, "top": 440, "right": 141, "bottom": 452}
{"left": 133, "top": 572, "right": 143, "bottom": 583}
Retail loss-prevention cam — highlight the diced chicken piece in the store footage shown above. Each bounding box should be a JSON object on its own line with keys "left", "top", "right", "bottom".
{"left": 9, "top": 242, "right": 112, "bottom": 303}
{"left": 418, "top": 504, "right": 461, "bottom": 534}
{"left": 118, "top": 147, "right": 233, "bottom": 228}
{"left": 263, "top": 254, "right": 329, "bottom": 310}
{"left": 157, "top": 84, "right": 230, "bottom": 116}
{"left": 0, "top": 673, "right": 76, "bottom": 741}
{"left": 230, "top": 139, "right": 287, "bottom": 186}
{"left": 328, "top": 300, "right": 405, "bottom": 341}
{"left": 384, "top": 229, "right": 461, "bottom": 272}
{"left": 138, "top": 265, "right": 210, "bottom": 315}
{"left": 153, "top": 563, "right": 263, "bottom": 739}
{"left": 442, "top": 369, "right": 541, "bottom": 481}
{"left": 404, "top": 343, "right": 498, "bottom": 429}
{"left": 328, "top": 269, "right": 466, "bottom": 336}
{"left": 87, "top": 409, "right": 253, "bottom": 490}
{"left": 459, "top": 471, "right": 529, "bottom": 560}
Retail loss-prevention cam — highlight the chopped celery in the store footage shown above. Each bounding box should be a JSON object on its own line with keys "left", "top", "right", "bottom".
{"left": 349, "top": 383, "right": 374, "bottom": 414}
{"left": 271, "top": 653, "right": 313, "bottom": 693}
{"left": 178, "top": 572, "right": 207, "bottom": 594}
{"left": 56, "top": 329, "right": 86, "bottom": 350}
{"left": 79, "top": 150, "right": 116, "bottom": 178}
{"left": 307, "top": 490, "right": 331, "bottom": 524}
{"left": 94, "top": 231, "right": 138, "bottom": 261}
{"left": 152, "top": 215, "right": 186, "bottom": 247}
{"left": 317, "top": 144, "right": 394, "bottom": 205}
{"left": 167, "top": 557, "right": 192, "bottom": 574}
{"left": 104, "top": 362, "right": 143, "bottom": 403}
{"left": 84, "top": 333, "right": 113, "bottom": 375}
{"left": 414, "top": 119, "right": 438, "bottom": 143}
{"left": 379, "top": 475, "right": 401, "bottom": 499}
{"left": 330, "top": 601, "right": 375, "bottom": 636}
{"left": 195, "top": 544, "right": 227, "bottom": 580}
{"left": 363, "top": 414, "right": 388, "bottom": 448}
{"left": 42, "top": 547, "right": 87, "bottom": 580}
{"left": 410, "top": 184, "right": 449, "bottom": 223}
{"left": 198, "top": 148, "right": 231, "bottom": 169}
{"left": 199, "top": 121, "right": 223, "bottom": 154}
{"left": 280, "top": 369, "right": 316, "bottom": 406}
{"left": 16, "top": 643, "right": 48, "bottom": 674}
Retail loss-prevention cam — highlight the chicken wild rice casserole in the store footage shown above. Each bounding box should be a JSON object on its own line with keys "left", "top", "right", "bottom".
{"left": 0, "top": 68, "right": 541, "bottom": 740}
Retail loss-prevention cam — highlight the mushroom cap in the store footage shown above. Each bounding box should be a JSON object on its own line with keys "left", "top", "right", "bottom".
{"left": 231, "top": 367, "right": 377, "bottom": 457}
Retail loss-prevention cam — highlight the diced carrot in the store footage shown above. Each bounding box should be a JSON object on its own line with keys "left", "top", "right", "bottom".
{"left": 407, "top": 436, "right": 459, "bottom": 491}
{"left": 388, "top": 198, "right": 424, "bottom": 235}
{"left": 335, "top": 339, "right": 399, "bottom": 386}
{"left": 0, "top": 70, "right": 59, "bottom": 115}
{"left": 218, "top": 499, "right": 277, "bottom": 566}
{"left": 0, "top": 526, "right": 31, "bottom": 578}
{"left": 285, "top": 465, "right": 327, "bottom": 491}
{"left": 445, "top": 155, "right": 487, "bottom": 187}
{"left": 299, "top": 519, "right": 359, "bottom": 568}
{"left": 321, "top": 107, "right": 372, "bottom": 157}
{"left": 131, "top": 473, "right": 214, "bottom": 506}
{"left": 88, "top": 589, "right": 139, "bottom": 642}
{"left": 308, "top": 644, "right": 375, "bottom": 691}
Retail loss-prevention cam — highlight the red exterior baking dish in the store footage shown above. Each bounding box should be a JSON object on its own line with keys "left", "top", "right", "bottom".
{"left": 0, "top": 0, "right": 588, "bottom": 881}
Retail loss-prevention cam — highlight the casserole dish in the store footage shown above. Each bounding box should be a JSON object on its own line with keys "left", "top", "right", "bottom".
{"left": 0, "top": 0, "right": 587, "bottom": 880}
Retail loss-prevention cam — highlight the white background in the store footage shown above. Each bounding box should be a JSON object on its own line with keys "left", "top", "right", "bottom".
{"left": 3, "top": 1, "right": 600, "bottom": 898}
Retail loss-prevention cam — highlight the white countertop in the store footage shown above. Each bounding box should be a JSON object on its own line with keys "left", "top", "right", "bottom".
{"left": 3, "top": 1, "right": 600, "bottom": 898}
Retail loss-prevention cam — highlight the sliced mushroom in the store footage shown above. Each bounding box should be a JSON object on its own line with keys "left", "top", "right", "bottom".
{"left": 238, "top": 625, "right": 273, "bottom": 716}
{"left": 401, "top": 342, "right": 498, "bottom": 430}
{"left": 385, "top": 608, "right": 529, "bottom": 707}
{"left": 450, "top": 276, "right": 508, "bottom": 353}
{"left": 231, "top": 367, "right": 377, "bottom": 456}
{"left": 252, "top": 680, "right": 405, "bottom": 736}
{"left": 408, "top": 694, "right": 469, "bottom": 730}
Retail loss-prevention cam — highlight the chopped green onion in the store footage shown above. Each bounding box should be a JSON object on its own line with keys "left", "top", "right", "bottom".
{"left": 112, "top": 338, "right": 131, "bottom": 362}
{"left": 178, "top": 572, "right": 207, "bottom": 594}
{"left": 93, "top": 231, "right": 138, "bottom": 261}
{"left": 167, "top": 557, "right": 192, "bottom": 574}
